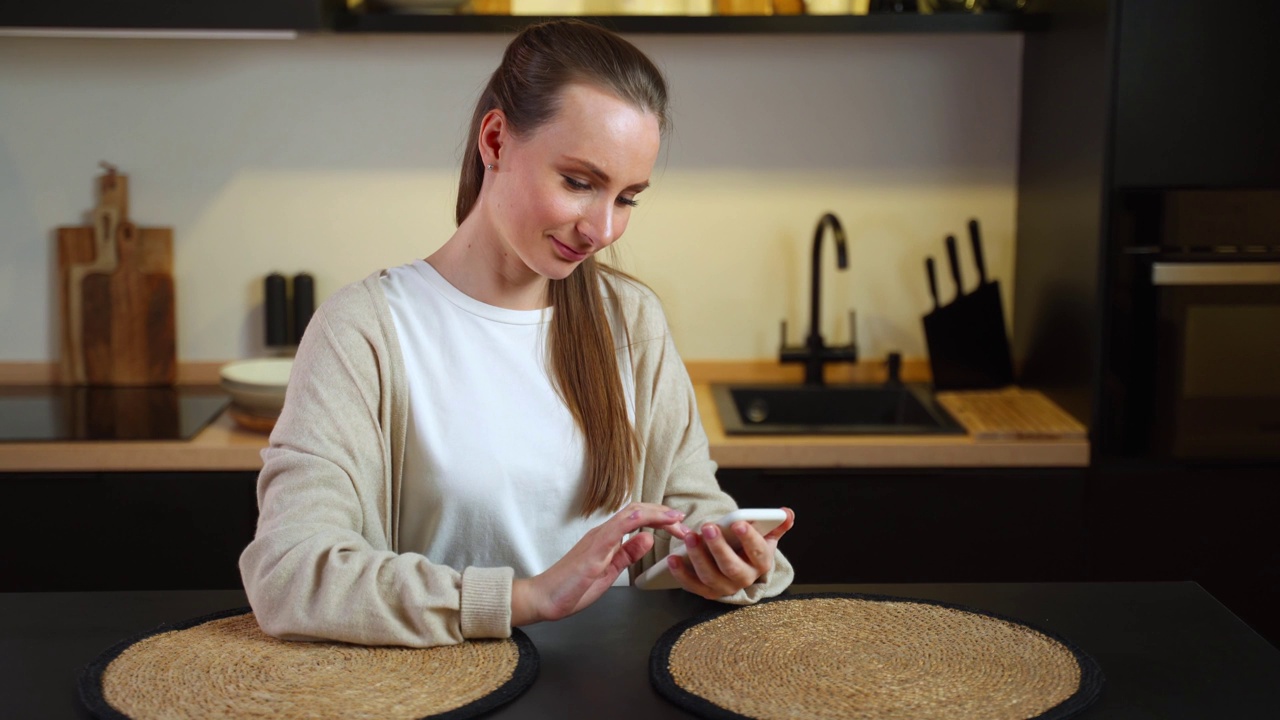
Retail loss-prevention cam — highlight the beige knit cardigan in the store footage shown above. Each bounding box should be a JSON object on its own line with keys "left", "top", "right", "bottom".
{"left": 239, "top": 269, "right": 793, "bottom": 647}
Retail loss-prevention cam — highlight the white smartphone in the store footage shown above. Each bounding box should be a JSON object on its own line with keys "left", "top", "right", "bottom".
{"left": 634, "top": 508, "right": 787, "bottom": 590}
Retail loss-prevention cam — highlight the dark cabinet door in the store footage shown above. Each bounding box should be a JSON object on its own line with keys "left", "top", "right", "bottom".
{"left": 716, "top": 468, "right": 1088, "bottom": 585}
{"left": 1086, "top": 463, "right": 1280, "bottom": 645}
{"left": 0, "top": 0, "right": 326, "bottom": 32}
{"left": 1112, "top": 0, "right": 1280, "bottom": 188}
{"left": 0, "top": 472, "right": 259, "bottom": 592}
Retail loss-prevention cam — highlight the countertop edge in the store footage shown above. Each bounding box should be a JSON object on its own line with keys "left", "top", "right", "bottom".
{"left": 1, "top": 383, "right": 1090, "bottom": 473}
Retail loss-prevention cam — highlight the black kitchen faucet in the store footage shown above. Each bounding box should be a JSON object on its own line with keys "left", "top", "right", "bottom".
{"left": 779, "top": 212, "right": 858, "bottom": 385}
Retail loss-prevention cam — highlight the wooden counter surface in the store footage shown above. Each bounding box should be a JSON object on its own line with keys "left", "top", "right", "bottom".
{"left": 0, "top": 360, "right": 1089, "bottom": 472}
{"left": 693, "top": 384, "right": 1089, "bottom": 469}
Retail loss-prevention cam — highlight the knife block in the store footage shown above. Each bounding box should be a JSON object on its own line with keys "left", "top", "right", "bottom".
{"left": 922, "top": 279, "right": 1014, "bottom": 391}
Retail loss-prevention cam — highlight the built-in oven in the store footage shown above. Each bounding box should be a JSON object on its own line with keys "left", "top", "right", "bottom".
{"left": 1104, "top": 190, "right": 1280, "bottom": 462}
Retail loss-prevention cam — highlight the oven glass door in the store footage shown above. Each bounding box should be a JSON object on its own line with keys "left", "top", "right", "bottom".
{"left": 1153, "top": 261, "right": 1280, "bottom": 460}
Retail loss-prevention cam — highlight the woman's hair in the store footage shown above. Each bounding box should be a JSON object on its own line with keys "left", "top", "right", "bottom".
{"left": 457, "top": 20, "right": 669, "bottom": 517}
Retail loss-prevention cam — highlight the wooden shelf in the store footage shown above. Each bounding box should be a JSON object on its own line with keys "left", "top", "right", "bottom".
{"left": 333, "top": 12, "right": 1049, "bottom": 35}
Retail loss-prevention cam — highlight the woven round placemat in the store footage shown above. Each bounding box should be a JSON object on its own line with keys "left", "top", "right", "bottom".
{"left": 78, "top": 607, "right": 538, "bottom": 720}
{"left": 651, "top": 592, "right": 1103, "bottom": 720}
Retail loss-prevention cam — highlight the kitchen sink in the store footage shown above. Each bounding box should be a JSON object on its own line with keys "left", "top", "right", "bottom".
{"left": 711, "top": 383, "right": 965, "bottom": 435}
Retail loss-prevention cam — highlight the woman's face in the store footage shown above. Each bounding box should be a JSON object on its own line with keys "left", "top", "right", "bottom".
{"left": 485, "top": 83, "right": 662, "bottom": 281}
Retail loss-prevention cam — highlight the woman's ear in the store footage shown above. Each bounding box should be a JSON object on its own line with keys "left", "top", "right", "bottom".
{"left": 478, "top": 109, "right": 507, "bottom": 168}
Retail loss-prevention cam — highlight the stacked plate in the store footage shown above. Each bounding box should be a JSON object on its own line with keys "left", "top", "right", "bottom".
{"left": 219, "top": 358, "right": 292, "bottom": 433}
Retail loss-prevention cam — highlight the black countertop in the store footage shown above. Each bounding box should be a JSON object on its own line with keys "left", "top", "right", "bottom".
{"left": 4, "top": 582, "right": 1279, "bottom": 718}
{"left": 0, "top": 385, "right": 228, "bottom": 442}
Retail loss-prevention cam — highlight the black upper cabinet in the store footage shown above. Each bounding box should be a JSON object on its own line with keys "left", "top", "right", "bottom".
{"left": 0, "top": 0, "right": 327, "bottom": 32}
{"left": 1112, "top": 0, "right": 1280, "bottom": 188}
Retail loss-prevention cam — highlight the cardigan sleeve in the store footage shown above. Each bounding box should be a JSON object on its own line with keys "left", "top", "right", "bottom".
{"left": 238, "top": 284, "right": 512, "bottom": 647}
{"left": 625, "top": 287, "right": 794, "bottom": 603}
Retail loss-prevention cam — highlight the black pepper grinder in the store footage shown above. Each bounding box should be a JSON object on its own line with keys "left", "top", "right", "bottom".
{"left": 292, "top": 273, "right": 314, "bottom": 344}
{"left": 265, "top": 273, "right": 288, "bottom": 348}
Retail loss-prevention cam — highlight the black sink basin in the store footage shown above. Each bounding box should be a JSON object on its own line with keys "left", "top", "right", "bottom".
{"left": 711, "top": 383, "right": 964, "bottom": 435}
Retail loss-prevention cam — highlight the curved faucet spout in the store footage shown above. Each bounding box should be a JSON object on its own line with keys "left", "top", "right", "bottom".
{"left": 809, "top": 212, "right": 848, "bottom": 349}
{"left": 780, "top": 212, "right": 858, "bottom": 386}
{"left": 814, "top": 212, "right": 848, "bottom": 271}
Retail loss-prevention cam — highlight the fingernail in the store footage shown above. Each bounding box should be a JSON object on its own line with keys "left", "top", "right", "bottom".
{"left": 686, "top": 533, "right": 698, "bottom": 548}
{"left": 665, "top": 509, "right": 685, "bottom": 519}
{"left": 678, "top": 524, "right": 692, "bottom": 536}
{"left": 703, "top": 524, "right": 719, "bottom": 540}
{"left": 629, "top": 511, "right": 640, "bottom": 520}
{"left": 667, "top": 556, "right": 679, "bottom": 569}
{"left": 733, "top": 522, "right": 749, "bottom": 535}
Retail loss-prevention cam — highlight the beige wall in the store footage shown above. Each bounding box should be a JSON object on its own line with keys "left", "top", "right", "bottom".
{"left": 0, "top": 32, "right": 1022, "bottom": 363}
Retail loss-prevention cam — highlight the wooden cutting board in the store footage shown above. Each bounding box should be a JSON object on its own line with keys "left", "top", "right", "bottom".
{"left": 57, "top": 167, "right": 176, "bottom": 386}
{"left": 935, "top": 388, "right": 1087, "bottom": 441}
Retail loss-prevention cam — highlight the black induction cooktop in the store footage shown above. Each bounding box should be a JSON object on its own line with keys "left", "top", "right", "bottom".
{"left": 0, "top": 386, "right": 230, "bottom": 442}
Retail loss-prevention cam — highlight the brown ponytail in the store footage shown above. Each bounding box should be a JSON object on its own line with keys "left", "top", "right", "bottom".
{"left": 456, "top": 20, "right": 669, "bottom": 517}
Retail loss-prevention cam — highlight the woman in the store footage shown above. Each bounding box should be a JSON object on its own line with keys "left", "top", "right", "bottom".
{"left": 240, "top": 19, "right": 795, "bottom": 648}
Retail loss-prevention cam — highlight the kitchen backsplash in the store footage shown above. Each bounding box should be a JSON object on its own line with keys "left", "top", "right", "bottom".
{"left": 0, "top": 32, "right": 1021, "bottom": 361}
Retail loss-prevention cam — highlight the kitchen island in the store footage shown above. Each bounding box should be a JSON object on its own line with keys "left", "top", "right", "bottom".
{"left": 5, "top": 582, "right": 1277, "bottom": 719}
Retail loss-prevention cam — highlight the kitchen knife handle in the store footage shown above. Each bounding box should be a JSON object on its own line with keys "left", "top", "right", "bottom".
{"left": 968, "top": 218, "right": 987, "bottom": 285}
{"left": 945, "top": 234, "right": 963, "bottom": 298}
{"left": 926, "top": 257, "right": 939, "bottom": 309}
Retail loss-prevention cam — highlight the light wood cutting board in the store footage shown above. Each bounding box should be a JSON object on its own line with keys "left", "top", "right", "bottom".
{"left": 935, "top": 388, "right": 1088, "bottom": 441}
{"left": 57, "top": 167, "right": 176, "bottom": 386}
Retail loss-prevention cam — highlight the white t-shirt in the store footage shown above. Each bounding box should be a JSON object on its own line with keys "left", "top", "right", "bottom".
{"left": 381, "top": 259, "right": 635, "bottom": 582}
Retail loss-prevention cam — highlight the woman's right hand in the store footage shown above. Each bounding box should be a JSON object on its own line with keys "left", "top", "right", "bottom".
{"left": 511, "top": 503, "right": 689, "bottom": 626}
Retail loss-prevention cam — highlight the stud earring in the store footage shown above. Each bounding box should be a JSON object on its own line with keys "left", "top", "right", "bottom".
{"left": 486, "top": 163, "right": 495, "bottom": 171}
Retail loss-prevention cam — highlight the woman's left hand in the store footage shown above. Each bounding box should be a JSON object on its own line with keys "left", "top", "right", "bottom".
{"left": 666, "top": 507, "right": 795, "bottom": 599}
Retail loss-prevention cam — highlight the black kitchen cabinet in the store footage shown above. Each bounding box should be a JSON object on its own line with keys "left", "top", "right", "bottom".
{"left": 0, "top": 0, "right": 327, "bottom": 32}
{"left": 1085, "top": 463, "right": 1280, "bottom": 648}
{"left": 1111, "top": 0, "right": 1280, "bottom": 189}
{"left": 716, "top": 467, "right": 1089, "bottom": 585}
{"left": 1013, "top": 0, "right": 1280, "bottom": 439}
{"left": 717, "top": 464, "right": 1280, "bottom": 649}
{"left": 0, "top": 471, "right": 259, "bottom": 592}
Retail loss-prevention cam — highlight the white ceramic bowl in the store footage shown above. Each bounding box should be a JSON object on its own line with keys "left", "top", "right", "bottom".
{"left": 220, "top": 358, "right": 293, "bottom": 415}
